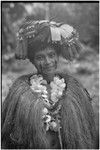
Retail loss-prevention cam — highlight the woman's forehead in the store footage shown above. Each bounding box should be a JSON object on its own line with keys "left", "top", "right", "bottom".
{"left": 35, "top": 47, "right": 56, "bottom": 56}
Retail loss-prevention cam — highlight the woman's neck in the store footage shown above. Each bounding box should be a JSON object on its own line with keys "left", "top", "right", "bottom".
{"left": 44, "top": 74, "right": 54, "bottom": 83}
{"left": 41, "top": 73, "right": 55, "bottom": 83}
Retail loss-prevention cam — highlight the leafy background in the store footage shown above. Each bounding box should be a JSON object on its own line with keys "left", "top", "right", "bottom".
{"left": 2, "top": 2, "right": 99, "bottom": 135}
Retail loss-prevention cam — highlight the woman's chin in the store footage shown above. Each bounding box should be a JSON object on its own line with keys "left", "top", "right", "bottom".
{"left": 43, "top": 68, "right": 56, "bottom": 75}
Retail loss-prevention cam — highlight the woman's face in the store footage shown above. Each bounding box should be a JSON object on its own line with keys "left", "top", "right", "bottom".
{"left": 33, "top": 47, "right": 59, "bottom": 76}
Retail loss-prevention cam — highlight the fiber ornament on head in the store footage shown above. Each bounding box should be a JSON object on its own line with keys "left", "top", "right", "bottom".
{"left": 16, "top": 18, "right": 82, "bottom": 61}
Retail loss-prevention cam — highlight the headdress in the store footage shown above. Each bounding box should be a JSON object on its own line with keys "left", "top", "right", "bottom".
{"left": 16, "top": 19, "right": 82, "bottom": 60}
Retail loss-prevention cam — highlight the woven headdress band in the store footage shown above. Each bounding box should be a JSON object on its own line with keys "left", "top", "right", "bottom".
{"left": 16, "top": 19, "right": 82, "bottom": 60}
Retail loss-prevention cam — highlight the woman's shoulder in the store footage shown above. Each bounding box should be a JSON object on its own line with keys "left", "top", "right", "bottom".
{"left": 2, "top": 73, "right": 37, "bottom": 112}
{"left": 4, "top": 73, "right": 36, "bottom": 101}
{"left": 10, "top": 73, "right": 34, "bottom": 89}
{"left": 60, "top": 71, "right": 92, "bottom": 102}
{"left": 12, "top": 73, "right": 33, "bottom": 84}
{"left": 59, "top": 71, "right": 82, "bottom": 85}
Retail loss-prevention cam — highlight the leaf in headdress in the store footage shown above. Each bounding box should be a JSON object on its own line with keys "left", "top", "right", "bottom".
{"left": 68, "top": 45, "right": 75, "bottom": 59}
{"left": 59, "top": 24, "right": 73, "bottom": 39}
{"left": 50, "top": 26, "right": 61, "bottom": 41}
{"left": 60, "top": 35, "right": 66, "bottom": 45}
{"left": 70, "top": 44, "right": 79, "bottom": 58}
{"left": 61, "top": 44, "right": 72, "bottom": 61}
{"left": 73, "top": 40, "right": 82, "bottom": 54}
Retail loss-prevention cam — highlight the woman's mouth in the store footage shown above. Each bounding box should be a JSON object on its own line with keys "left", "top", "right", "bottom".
{"left": 43, "top": 65, "right": 56, "bottom": 72}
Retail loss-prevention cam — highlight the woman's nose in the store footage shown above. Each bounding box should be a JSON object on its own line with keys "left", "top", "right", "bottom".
{"left": 45, "top": 56, "right": 51, "bottom": 64}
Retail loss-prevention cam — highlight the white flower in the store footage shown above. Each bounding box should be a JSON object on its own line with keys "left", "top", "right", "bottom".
{"left": 30, "top": 75, "right": 37, "bottom": 80}
{"left": 38, "top": 77, "right": 44, "bottom": 84}
{"left": 61, "top": 78, "right": 64, "bottom": 82}
{"left": 42, "top": 90, "right": 48, "bottom": 94}
{"left": 30, "top": 74, "right": 66, "bottom": 110}
{"left": 42, "top": 94, "right": 48, "bottom": 98}
{"left": 54, "top": 77, "right": 62, "bottom": 85}
{"left": 51, "top": 92, "right": 56, "bottom": 97}
{"left": 54, "top": 76, "right": 60, "bottom": 83}
{"left": 30, "top": 80, "right": 37, "bottom": 86}
{"left": 41, "top": 86, "right": 47, "bottom": 92}
{"left": 50, "top": 82, "right": 57, "bottom": 89}
{"left": 42, "top": 94, "right": 49, "bottom": 103}
{"left": 50, "top": 76, "right": 66, "bottom": 103}
{"left": 44, "top": 99, "right": 51, "bottom": 106}
{"left": 51, "top": 94, "right": 58, "bottom": 102}
{"left": 33, "top": 89, "right": 41, "bottom": 93}
{"left": 41, "top": 80, "right": 47, "bottom": 85}
{"left": 50, "top": 121, "right": 57, "bottom": 128}
{"left": 42, "top": 108, "right": 48, "bottom": 115}
{"left": 60, "top": 83, "right": 66, "bottom": 88}
{"left": 45, "top": 115, "right": 51, "bottom": 123}
{"left": 52, "top": 89, "right": 57, "bottom": 93}
{"left": 58, "top": 91, "right": 63, "bottom": 96}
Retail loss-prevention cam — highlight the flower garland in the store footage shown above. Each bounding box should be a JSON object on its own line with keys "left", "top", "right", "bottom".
{"left": 30, "top": 74, "right": 66, "bottom": 132}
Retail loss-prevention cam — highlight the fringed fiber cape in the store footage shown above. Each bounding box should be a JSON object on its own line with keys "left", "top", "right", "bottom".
{"left": 2, "top": 72, "right": 97, "bottom": 149}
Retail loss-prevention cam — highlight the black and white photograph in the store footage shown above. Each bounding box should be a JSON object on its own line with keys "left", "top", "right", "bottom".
{"left": 1, "top": 1, "right": 99, "bottom": 149}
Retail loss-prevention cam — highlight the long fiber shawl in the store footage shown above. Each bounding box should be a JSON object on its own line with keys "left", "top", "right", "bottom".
{"left": 2, "top": 72, "right": 97, "bottom": 149}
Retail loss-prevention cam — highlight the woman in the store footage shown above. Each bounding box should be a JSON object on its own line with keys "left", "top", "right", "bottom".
{"left": 2, "top": 19, "right": 97, "bottom": 149}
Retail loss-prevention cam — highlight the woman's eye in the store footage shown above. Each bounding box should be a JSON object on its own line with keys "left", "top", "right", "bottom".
{"left": 36, "top": 56, "right": 44, "bottom": 61}
{"left": 49, "top": 53, "right": 55, "bottom": 58}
